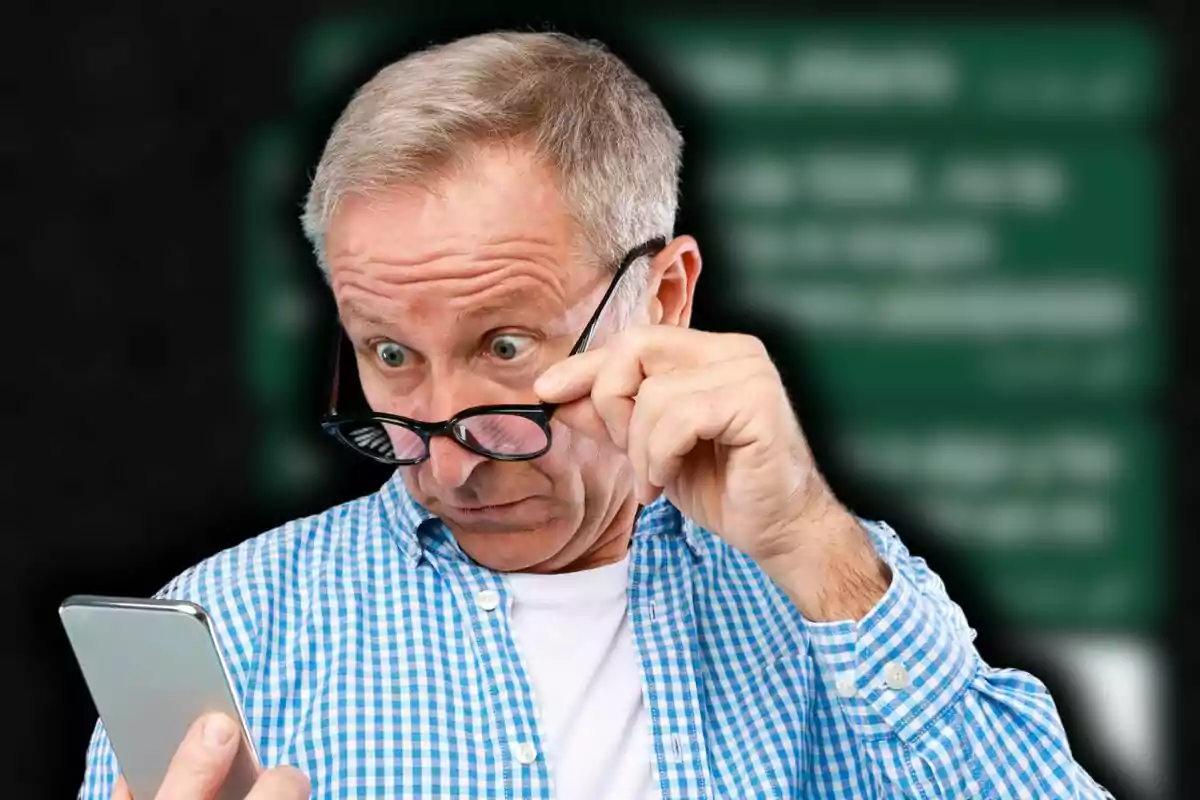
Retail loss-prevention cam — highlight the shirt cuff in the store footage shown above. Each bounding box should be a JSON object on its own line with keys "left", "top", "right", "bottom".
{"left": 805, "top": 562, "right": 979, "bottom": 742}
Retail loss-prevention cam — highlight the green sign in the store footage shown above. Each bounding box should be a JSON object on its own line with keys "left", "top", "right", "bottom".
{"left": 634, "top": 19, "right": 1158, "bottom": 127}
{"left": 703, "top": 138, "right": 1160, "bottom": 401}
{"left": 239, "top": 125, "right": 329, "bottom": 500}
{"left": 236, "top": 13, "right": 1163, "bottom": 632}
{"left": 831, "top": 409, "right": 1162, "bottom": 630}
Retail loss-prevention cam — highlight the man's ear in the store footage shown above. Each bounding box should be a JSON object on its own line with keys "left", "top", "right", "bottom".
{"left": 645, "top": 235, "right": 702, "bottom": 327}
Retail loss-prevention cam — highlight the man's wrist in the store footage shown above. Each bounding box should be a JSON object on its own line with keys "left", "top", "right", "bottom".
{"left": 760, "top": 493, "right": 892, "bottom": 622}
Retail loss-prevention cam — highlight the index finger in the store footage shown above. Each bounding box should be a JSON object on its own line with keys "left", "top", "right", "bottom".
{"left": 534, "top": 326, "right": 715, "bottom": 403}
{"left": 533, "top": 348, "right": 608, "bottom": 404}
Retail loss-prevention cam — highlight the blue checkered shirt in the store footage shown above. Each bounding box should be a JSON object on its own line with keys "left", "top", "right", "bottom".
{"left": 79, "top": 471, "right": 1111, "bottom": 798}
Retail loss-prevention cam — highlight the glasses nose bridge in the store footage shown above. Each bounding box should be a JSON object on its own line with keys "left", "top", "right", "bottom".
{"left": 414, "top": 416, "right": 462, "bottom": 445}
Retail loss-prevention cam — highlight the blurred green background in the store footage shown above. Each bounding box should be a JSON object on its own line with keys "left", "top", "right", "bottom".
{"left": 239, "top": 14, "right": 1165, "bottom": 797}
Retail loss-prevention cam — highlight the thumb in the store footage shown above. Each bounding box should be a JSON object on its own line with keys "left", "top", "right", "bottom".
{"left": 155, "top": 713, "right": 239, "bottom": 800}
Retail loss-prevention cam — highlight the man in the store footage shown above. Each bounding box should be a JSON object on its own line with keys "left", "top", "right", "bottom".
{"left": 80, "top": 30, "right": 1113, "bottom": 800}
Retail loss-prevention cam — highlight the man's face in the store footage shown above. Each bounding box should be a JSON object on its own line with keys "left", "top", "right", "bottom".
{"left": 324, "top": 144, "right": 637, "bottom": 573}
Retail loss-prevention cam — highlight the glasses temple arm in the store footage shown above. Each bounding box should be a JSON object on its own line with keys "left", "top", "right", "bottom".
{"left": 327, "top": 330, "right": 344, "bottom": 416}
{"left": 566, "top": 237, "right": 667, "bottom": 357}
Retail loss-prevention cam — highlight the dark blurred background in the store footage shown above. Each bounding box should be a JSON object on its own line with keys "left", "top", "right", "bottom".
{"left": 6, "top": 2, "right": 1190, "bottom": 798}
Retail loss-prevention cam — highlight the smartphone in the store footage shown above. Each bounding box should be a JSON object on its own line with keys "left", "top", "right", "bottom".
{"left": 59, "top": 595, "right": 261, "bottom": 800}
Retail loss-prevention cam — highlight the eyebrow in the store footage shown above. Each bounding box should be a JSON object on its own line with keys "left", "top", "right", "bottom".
{"left": 339, "top": 300, "right": 395, "bottom": 328}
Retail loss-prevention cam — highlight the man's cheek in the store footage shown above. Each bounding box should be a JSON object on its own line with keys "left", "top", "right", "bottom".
{"left": 566, "top": 434, "right": 633, "bottom": 488}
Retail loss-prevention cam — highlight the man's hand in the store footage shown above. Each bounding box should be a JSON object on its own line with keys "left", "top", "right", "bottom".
{"left": 534, "top": 325, "right": 891, "bottom": 621}
{"left": 111, "top": 713, "right": 310, "bottom": 800}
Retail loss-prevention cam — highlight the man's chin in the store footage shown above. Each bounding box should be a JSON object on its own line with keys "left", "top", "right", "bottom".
{"left": 452, "top": 525, "right": 568, "bottom": 572}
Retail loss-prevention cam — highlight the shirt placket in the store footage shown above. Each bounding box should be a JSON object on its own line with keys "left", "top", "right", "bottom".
{"left": 433, "top": 546, "right": 553, "bottom": 800}
{"left": 629, "top": 535, "right": 713, "bottom": 800}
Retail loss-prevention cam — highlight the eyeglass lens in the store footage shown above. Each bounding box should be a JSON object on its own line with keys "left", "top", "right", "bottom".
{"left": 336, "top": 413, "right": 549, "bottom": 464}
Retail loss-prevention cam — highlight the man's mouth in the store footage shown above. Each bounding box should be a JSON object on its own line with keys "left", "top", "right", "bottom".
{"left": 450, "top": 498, "right": 530, "bottom": 516}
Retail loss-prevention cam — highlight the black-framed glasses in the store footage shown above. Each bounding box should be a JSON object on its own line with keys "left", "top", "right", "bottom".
{"left": 320, "top": 237, "right": 668, "bottom": 466}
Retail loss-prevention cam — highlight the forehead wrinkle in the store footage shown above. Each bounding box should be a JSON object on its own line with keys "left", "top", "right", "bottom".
{"left": 330, "top": 241, "right": 469, "bottom": 271}
{"left": 475, "top": 232, "right": 561, "bottom": 256}
{"left": 367, "top": 243, "right": 568, "bottom": 287}
{"left": 443, "top": 266, "right": 568, "bottom": 318}
{"left": 336, "top": 269, "right": 568, "bottom": 335}
{"left": 333, "top": 221, "right": 565, "bottom": 274}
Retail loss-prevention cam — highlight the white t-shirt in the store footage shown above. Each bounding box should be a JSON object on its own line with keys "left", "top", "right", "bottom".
{"left": 503, "top": 555, "right": 660, "bottom": 800}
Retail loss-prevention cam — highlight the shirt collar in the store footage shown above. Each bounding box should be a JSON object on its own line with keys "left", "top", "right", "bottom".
{"left": 376, "top": 470, "right": 436, "bottom": 566}
{"left": 376, "top": 469, "right": 705, "bottom": 564}
{"left": 632, "top": 495, "right": 705, "bottom": 559}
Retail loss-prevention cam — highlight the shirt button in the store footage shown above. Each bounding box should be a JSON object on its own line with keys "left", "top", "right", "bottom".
{"left": 476, "top": 589, "right": 501, "bottom": 612}
{"left": 883, "top": 661, "right": 910, "bottom": 690}
{"left": 512, "top": 741, "right": 538, "bottom": 764}
{"left": 835, "top": 675, "right": 857, "bottom": 698}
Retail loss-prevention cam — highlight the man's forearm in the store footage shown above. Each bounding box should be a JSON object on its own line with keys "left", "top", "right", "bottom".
{"left": 759, "top": 490, "right": 892, "bottom": 622}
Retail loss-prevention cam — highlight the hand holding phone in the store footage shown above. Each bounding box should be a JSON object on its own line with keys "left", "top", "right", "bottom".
{"left": 60, "top": 595, "right": 311, "bottom": 799}
{"left": 109, "top": 713, "right": 310, "bottom": 800}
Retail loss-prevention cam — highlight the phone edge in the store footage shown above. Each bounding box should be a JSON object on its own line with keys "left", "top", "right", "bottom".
{"left": 57, "top": 593, "right": 264, "bottom": 771}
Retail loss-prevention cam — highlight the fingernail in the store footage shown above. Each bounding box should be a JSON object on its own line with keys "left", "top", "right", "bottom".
{"left": 202, "top": 713, "right": 237, "bottom": 748}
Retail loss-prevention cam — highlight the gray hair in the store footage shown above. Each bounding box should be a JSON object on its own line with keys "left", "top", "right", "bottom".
{"left": 300, "top": 30, "right": 683, "bottom": 321}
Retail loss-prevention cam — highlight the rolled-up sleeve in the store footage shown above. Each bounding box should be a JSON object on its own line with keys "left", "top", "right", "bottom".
{"left": 804, "top": 520, "right": 1115, "bottom": 799}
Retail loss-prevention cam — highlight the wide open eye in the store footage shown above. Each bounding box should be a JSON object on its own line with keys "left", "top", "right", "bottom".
{"left": 489, "top": 333, "right": 535, "bottom": 361}
{"left": 374, "top": 341, "right": 408, "bottom": 367}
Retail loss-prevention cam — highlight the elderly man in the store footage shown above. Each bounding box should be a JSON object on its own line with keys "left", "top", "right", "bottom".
{"left": 80, "top": 30, "right": 1112, "bottom": 800}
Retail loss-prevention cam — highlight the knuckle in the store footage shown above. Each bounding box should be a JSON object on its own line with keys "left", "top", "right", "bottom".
{"left": 636, "top": 374, "right": 669, "bottom": 403}
{"left": 609, "top": 326, "right": 637, "bottom": 353}
{"left": 732, "top": 332, "right": 767, "bottom": 356}
{"left": 745, "top": 372, "right": 780, "bottom": 402}
{"left": 591, "top": 362, "right": 627, "bottom": 397}
{"left": 618, "top": 325, "right": 654, "bottom": 359}
{"left": 590, "top": 368, "right": 620, "bottom": 399}
{"left": 743, "top": 353, "right": 781, "bottom": 384}
{"left": 622, "top": 323, "right": 649, "bottom": 344}
{"left": 649, "top": 414, "right": 681, "bottom": 449}
{"left": 591, "top": 389, "right": 627, "bottom": 421}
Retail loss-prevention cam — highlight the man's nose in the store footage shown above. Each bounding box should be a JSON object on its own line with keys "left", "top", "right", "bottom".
{"left": 426, "top": 431, "right": 488, "bottom": 489}
{"left": 421, "top": 385, "right": 489, "bottom": 489}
